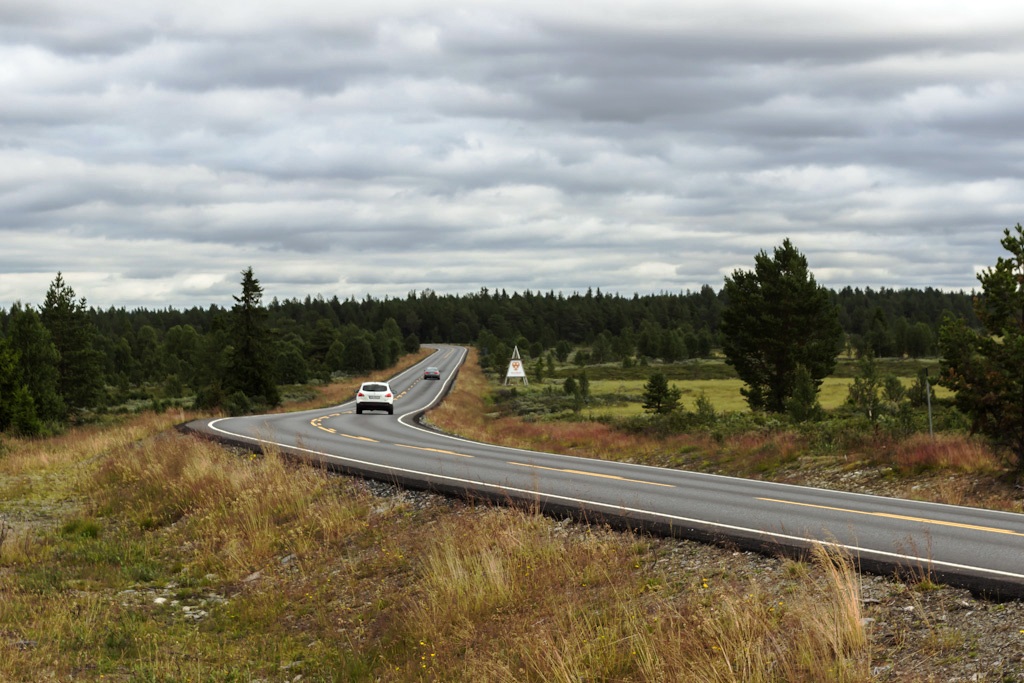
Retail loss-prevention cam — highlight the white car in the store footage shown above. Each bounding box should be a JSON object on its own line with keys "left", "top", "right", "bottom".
{"left": 355, "top": 381, "right": 394, "bottom": 414}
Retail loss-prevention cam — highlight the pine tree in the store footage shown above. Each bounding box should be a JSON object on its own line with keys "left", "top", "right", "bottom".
{"left": 939, "top": 224, "right": 1024, "bottom": 479}
{"left": 721, "top": 240, "right": 843, "bottom": 412}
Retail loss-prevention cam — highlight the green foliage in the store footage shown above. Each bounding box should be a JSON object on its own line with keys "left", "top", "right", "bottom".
{"left": 273, "top": 342, "right": 309, "bottom": 384}
{"left": 561, "top": 371, "right": 591, "bottom": 413}
{"left": 41, "top": 273, "right": 105, "bottom": 415}
{"left": 404, "top": 332, "right": 420, "bottom": 353}
{"left": 721, "top": 239, "right": 843, "bottom": 413}
{"left": 6, "top": 302, "right": 64, "bottom": 423}
{"left": 224, "top": 391, "right": 253, "bottom": 417}
{"left": 0, "top": 338, "right": 41, "bottom": 434}
{"left": 0, "top": 261, "right": 981, "bottom": 437}
{"left": 939, "top": 224, "right": 1024, "bottom": 477}
{"left": 225, "top": 267, "right": 280, "bottom": 408}
{"left": 693, "top": 391, "right": 717, "bottom": 426}
{"left": 786, "top": 364, "right": 823, "bottom": 423}
{"left": 847, "top": 353, "right": 884, "bottom": 424}
{"left": 642, "top": 372, "right": 681, "bottom": 415}
{"left": 341, "top": 335, "right": 374, "bottom": 373}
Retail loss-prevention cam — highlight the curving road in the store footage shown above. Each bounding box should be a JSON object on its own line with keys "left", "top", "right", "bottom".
{"left": 183, "top": 345, "right": 1024, "bottom": 599}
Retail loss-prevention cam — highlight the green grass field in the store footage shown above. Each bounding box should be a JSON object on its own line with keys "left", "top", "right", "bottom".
{"left": 521, "top": 358, "right": 950, "bottom": 418}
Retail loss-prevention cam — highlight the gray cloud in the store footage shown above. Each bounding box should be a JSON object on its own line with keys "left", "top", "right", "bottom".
{"left": 1, "top": 1, "right": 1021, "bottom": 309}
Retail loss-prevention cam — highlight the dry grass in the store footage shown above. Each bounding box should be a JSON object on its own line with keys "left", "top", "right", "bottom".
{"left": 2, "top": 347, "right": 1010, "bottom": 680}
{"left": 888, "top": 433, "right": 1000, "bottom": 474}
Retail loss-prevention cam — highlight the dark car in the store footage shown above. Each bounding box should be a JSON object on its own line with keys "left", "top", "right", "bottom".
{"left": 423, "top": 367, "right": 441, "bottom": 380}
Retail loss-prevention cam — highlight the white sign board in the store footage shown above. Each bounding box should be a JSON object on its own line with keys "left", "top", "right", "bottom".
{"left": 504, "top": 345, "right": 528, "bottom": 384}
{"left": 506, "top": 359, "right": 526, "bottom": 377}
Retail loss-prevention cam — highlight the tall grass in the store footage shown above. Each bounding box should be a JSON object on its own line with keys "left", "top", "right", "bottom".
{"left": 888, "top": 433, "right": 999, "bottom": 474}
{"left": 396, "top": 503, "right": 872, "bottom": 682}
{"left": 1, "top": 348, "right": 998, "bottom": 680}
{"left": 0, "top": 406, "right": 879, "bottom": 680}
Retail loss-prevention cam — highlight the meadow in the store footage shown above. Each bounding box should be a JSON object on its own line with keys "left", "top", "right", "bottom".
{"left": 523, "top": 355, "right": 951, "bottom": 416}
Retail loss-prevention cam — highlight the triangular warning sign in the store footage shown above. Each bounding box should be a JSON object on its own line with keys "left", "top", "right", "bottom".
{"left": 504, "top": 346, "right": 528, "bottom": 384}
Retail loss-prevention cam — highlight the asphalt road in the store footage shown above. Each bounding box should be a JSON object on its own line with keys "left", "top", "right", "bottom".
{"left": 183, "top": 345, "right": 1024, "bottom": 599}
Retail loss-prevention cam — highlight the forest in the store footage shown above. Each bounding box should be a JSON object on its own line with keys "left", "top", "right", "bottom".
{"left": 0, "top": 267, "right": 978, "bottom": 438}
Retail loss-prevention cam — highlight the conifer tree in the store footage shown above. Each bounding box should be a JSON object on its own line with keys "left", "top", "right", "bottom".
{"left": 6, "top": 302, "right": 64, "bottom": 424}
{"left": 939, "top": 224, "right": 1024, "bottom": 478}
{"left": 40, "top": 273, "right": 104, "bottom": 415}
{"left": 721, "top": 240, "right": 843, "bottom": 412}
{"left": 642, "top": 372, "right": 681, "bottom": 415}
{"left": 225, "top": 267, "right": 280, "bottom": 407}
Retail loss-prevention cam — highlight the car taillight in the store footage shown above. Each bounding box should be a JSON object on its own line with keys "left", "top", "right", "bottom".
{"left": 357, "top": 392, "right": 365, "bottom": 397}
{"left": 385, "top": 393, "right": 393, "bottom": 398}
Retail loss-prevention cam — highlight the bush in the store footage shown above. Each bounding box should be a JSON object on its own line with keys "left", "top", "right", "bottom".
{"left": 193, "top": 384, "right": 223, "bottom": 410}
{"left": 224, "top": 391, "right": 253, "bottom": 417}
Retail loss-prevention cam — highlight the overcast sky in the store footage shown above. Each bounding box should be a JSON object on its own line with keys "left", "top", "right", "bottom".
{"left": 2, "top": 1, "right": 1022, "bottom": 310}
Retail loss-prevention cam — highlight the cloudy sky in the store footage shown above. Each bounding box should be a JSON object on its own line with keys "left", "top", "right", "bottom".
{"left": 2, "top": 1, "right": 1022, "bottom": 310}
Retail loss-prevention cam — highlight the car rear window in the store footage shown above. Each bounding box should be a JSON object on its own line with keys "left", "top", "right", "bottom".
{"left": 363, "top": 383, "right": 388, "bottom": 392}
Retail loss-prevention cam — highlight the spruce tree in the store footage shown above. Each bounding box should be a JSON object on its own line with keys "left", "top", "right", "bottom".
{"left": 40, "top": 273, "right": 105, "bottom": 415}
{"left": 642, "top": 372, "right": 681, "bottom": 415}
{"left": 225, "top": 267, "right": 280, "bottom": 408}
{"left": 6, "top": 302, "right": 64, "bottom": 423}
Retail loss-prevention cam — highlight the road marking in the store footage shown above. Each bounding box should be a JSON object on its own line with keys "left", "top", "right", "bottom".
{"left": 202, "top": 411, "right": 1024, "bottom": 584}
{"left": 395, "top": 444, "right": 473, "bottom": 458}
{"left": 509, "top": 462, "right": 675, "bottom": 488}
{"left": 758, "top": 497, "right": 1024, "bottom": 538}
{"left": 311, "top": 414, "right": 347, "bottom": 434}
{"left": 340, "top": 433, "right": 379, "bottom": 443}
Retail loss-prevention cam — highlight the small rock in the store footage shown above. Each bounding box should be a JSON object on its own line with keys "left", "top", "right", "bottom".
{"left": 244, "top": 571, "right": 262, "bottom": 583}
{"left": 154, "top": 597, "right": 168, "bottom": 605}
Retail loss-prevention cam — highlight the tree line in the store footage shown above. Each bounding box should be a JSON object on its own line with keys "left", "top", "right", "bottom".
{"left": 0, "top": 257, "right": 982, "bottom": 438}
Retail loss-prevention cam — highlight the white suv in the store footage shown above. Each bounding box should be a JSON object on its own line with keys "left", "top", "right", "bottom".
{"left": 355, "top": 381, "right": 394, "bottom": 414}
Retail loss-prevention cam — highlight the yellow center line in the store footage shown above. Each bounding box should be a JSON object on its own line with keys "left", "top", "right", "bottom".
{"left": 395, "top": 444, "right": 473, "bottom": 458}
{"left": 509, "top": 462, "right": 675, "bottom": 488}
{"left": 339, "top": 433, "right": 379, "bottom": 443}
{"left": 757, "top": 497, "right": 1024, "bottom": 538}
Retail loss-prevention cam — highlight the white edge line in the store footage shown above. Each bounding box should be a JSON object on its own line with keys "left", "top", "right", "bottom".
{"left": 204, "top": 417, "right": 1024, "bottom": 583}
{"left": 396, "top": 349, "right": 1024, "bottom": 520}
